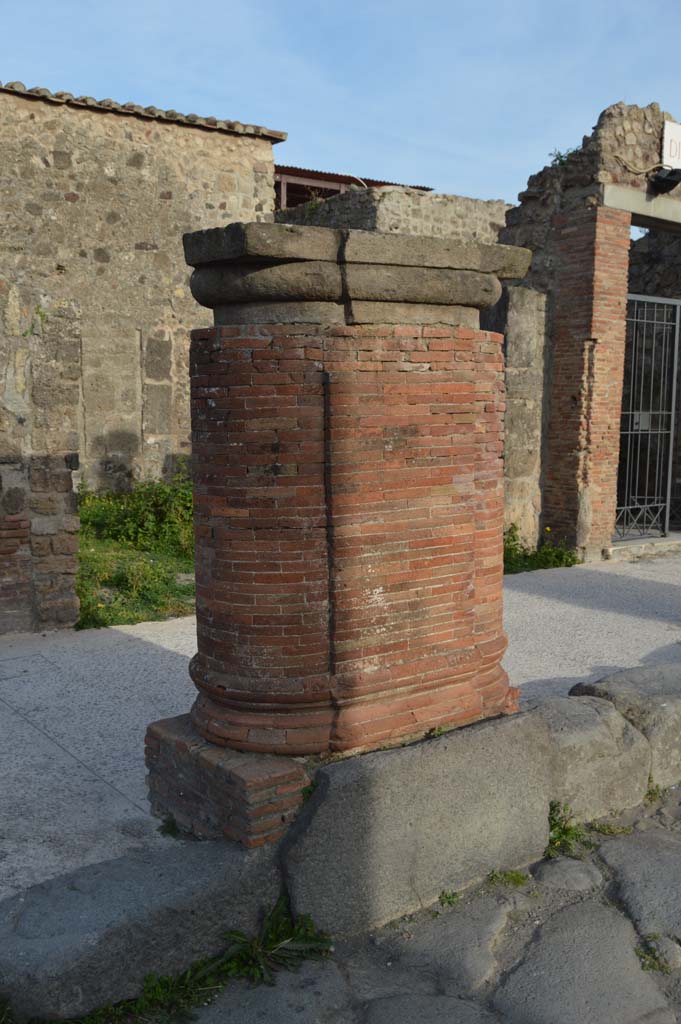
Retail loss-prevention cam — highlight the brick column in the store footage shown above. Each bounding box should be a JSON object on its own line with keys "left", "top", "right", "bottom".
{"left": 189, "top": 320, "right": 512, "bottom": 756}
{"left": 146, "top": 222, "right": 530, "bottom": 843}
{"left": 544, "top": 205, "right": 631, "bottom": 555}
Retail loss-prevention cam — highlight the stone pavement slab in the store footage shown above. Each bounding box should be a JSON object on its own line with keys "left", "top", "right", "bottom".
{"left": 385, "top": 895, "right": 526, "bottom": 996}
{"left": 196, "top": 962, "right": 354, "bottom": 1024}
{"left": 600, "top": 829, "right": 681, "bottom": 938}
{"left": 492, "top": 902, "right": 675, "bottom": 1024}
{"left": 363, "top": 994, "right": 503, "bottom": 1023}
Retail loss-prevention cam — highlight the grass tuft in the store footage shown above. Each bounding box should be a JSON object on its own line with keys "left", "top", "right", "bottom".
{"left": 636, "top": 936, "right": 671, "bottom": 974}
{"left": 545, "top": 801, "right": 588, "bottom": 859}
{"left": 487, "top": 869, "right": 530, "bottom": 888}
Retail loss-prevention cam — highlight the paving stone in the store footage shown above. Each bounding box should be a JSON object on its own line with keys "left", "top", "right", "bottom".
{"left": 532, "top": 857, "right": 603, "bottom": 892}
{"left": 531, "top": 695, "right": 651, "bottom": 817}
{"left": 0, "top": 842, "right": 280, "bottom": 1020}
{"left": 571, "top": 664, "right": 681, "bottom": 787}
{"left": 599, "top": 829, "right": 681, "bottom": 938}
{"left": 195, "top": 961, "right": 354, "bottom": 1024}
{"left": 492, "top": 902, "right": 675, "bottom": 1024}
{"left": 282, "top": 712, "right": 552, "bottom": 934}
{"left": 386, "top": 895, "right": 526, "bottom": 995}
{"left": 362, "top": 994, "right": 502, "bottom": 1024}
{"left": 334, "top": 943, "right": 438, "bottom": 1002}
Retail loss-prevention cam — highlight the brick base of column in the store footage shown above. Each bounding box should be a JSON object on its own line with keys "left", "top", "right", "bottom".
{"left": 145, "top": 715, "right": 310, "bottom": 848}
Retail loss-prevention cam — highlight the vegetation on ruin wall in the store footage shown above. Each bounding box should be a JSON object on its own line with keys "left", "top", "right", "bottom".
{"left": 503, "top": 524, "right": 579, "bottom": 574}
{"left": 76, "top": 472, "right": 195, "bottom": 629}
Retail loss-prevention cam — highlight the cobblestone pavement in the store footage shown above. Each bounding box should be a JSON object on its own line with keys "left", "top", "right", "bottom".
{"left": 196, "top": 788, "right": 681, "bottom": 1023}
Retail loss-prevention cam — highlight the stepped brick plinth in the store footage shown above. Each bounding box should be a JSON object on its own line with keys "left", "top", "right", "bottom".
{"left": 146, "top": 222, "right": 529, "bottom": 841}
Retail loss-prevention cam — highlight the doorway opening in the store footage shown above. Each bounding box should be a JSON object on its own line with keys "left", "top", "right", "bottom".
{"left": 615, "top": 295, "right": 681, "bottom": 539}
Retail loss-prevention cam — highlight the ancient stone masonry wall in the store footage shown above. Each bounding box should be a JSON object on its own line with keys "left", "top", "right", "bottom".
{"left": 0, "top": 84, "right": 283, "bottom": 631}
{"left": 0, "top": 85, "right": 280, "bottom": 491}
{"left": 278, "top": 186, "right": 509, "bottom": 245}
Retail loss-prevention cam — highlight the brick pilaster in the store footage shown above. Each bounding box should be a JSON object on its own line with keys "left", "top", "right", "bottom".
{"left": 544, "top": 205, "right": 631, "bottom": 554}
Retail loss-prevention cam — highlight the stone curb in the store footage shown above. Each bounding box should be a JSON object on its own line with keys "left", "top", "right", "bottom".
{"left": 0, "top": 842, "right": 280, "bottom": 1020}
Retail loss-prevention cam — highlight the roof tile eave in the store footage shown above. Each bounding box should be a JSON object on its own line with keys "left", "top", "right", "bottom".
{"left": 0, "top": 81, "right": 287, "bottom": 143}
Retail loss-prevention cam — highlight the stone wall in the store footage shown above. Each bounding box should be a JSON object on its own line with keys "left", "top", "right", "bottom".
{"left": 0, "top": 83, "right": 283, "bottom": 630}
{"left": 278, "top": 186, "right": 509, "bottom": 244}
{"left": 0, "top": 83, "right": 281, "bottom": 491}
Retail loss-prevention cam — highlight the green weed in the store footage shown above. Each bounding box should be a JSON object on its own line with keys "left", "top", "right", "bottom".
{"left": 645, "top": 778, "right": 666, "bottom": 805}
{"left": 301, "top": 779, "right": 318, "bottom": 804}
{"left": 636, "top": 936, "right": 671, "bottom": 974}
{"left": 549, "top": 146, "right": 579, "bottom": 167}
{"left": 586, "top": 820, "right": 633, "bottom": 837}
{"left": 79, "top": 470, "right": 193, "bottom": 559}
{"left": 157, "top": 816, "right": 181, "bottom": 839}
{"left": 503, "top": 524, "right": 579, "bottom": 575}
{"left": 438, "top": 890, "right": 460, "bottom": 907}
{"left": 545, "top": 801, "right": 587, "bottom": 859}
{"left": 487, "top": 870, "right": 530, "bottom": 888}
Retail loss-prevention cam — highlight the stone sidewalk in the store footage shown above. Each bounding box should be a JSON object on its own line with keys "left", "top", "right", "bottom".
{"left": 195, "top": 791, "right": 681, "bottom": 1023}
{"left": 2, "top": 554, "right": 681, "bottom": 900}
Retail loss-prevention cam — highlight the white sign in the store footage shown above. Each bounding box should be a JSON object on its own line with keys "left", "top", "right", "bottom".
{"left": 663, "top": 120, "right": 681, "bottom": 169}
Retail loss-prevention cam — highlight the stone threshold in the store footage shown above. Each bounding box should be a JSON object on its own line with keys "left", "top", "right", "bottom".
{"left": 602, "top": 532, "right": 681, "bottom": 562}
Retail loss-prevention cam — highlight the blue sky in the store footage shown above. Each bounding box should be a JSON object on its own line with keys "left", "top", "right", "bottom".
{"left": 1, "top": 0, "right": 679, "bottom": 203}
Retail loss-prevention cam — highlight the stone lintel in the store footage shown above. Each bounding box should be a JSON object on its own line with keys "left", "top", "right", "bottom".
{"left": 145, "top": 714, "right": 310, "bottom": 847}
{"left": 183, "top": 221, "right": 531, "bottom": 279}
{"left": 602, "top": 182, "right": 681, "bottom": 230}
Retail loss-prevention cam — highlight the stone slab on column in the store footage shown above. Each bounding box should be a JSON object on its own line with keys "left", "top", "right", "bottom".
{"left": 146, "top": 221, "right": 529, "bottom": 842}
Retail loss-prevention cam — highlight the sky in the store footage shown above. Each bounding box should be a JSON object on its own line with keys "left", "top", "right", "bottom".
{"left": 1, "top": 0, "right": 680, "bottom": 204}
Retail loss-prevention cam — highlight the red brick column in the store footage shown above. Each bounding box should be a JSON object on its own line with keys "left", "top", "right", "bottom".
{"left": 544, "top": 205, "right": 631, "bottom": 555}
{"left": 189, "top": 321, "right": 514, "bottom": 755}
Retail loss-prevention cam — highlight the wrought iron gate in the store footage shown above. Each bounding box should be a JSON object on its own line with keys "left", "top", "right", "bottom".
{"left": 615, "top": 295, "right": 681, "bottom": 539}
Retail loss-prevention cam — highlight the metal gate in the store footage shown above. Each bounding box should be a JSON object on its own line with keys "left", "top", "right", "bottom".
{"left": 615, "top": 295, "right": 681, "bottom": 540}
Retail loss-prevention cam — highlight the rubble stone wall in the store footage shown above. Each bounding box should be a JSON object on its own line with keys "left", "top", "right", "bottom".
{"left": 0, "top": 86, "right": 278, "bottom": 491}
{"left": 278, "top": 186, "right": 509, "bottom": 244}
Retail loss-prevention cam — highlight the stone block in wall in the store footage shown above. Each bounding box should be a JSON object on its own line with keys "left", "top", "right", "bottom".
{"left": 143, "top": 384, "right": 173, "bottom": 436}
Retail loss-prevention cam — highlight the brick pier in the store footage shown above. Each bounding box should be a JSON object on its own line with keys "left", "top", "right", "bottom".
{"left": 146, "top": 222, "right": 530, "bottom": 844}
